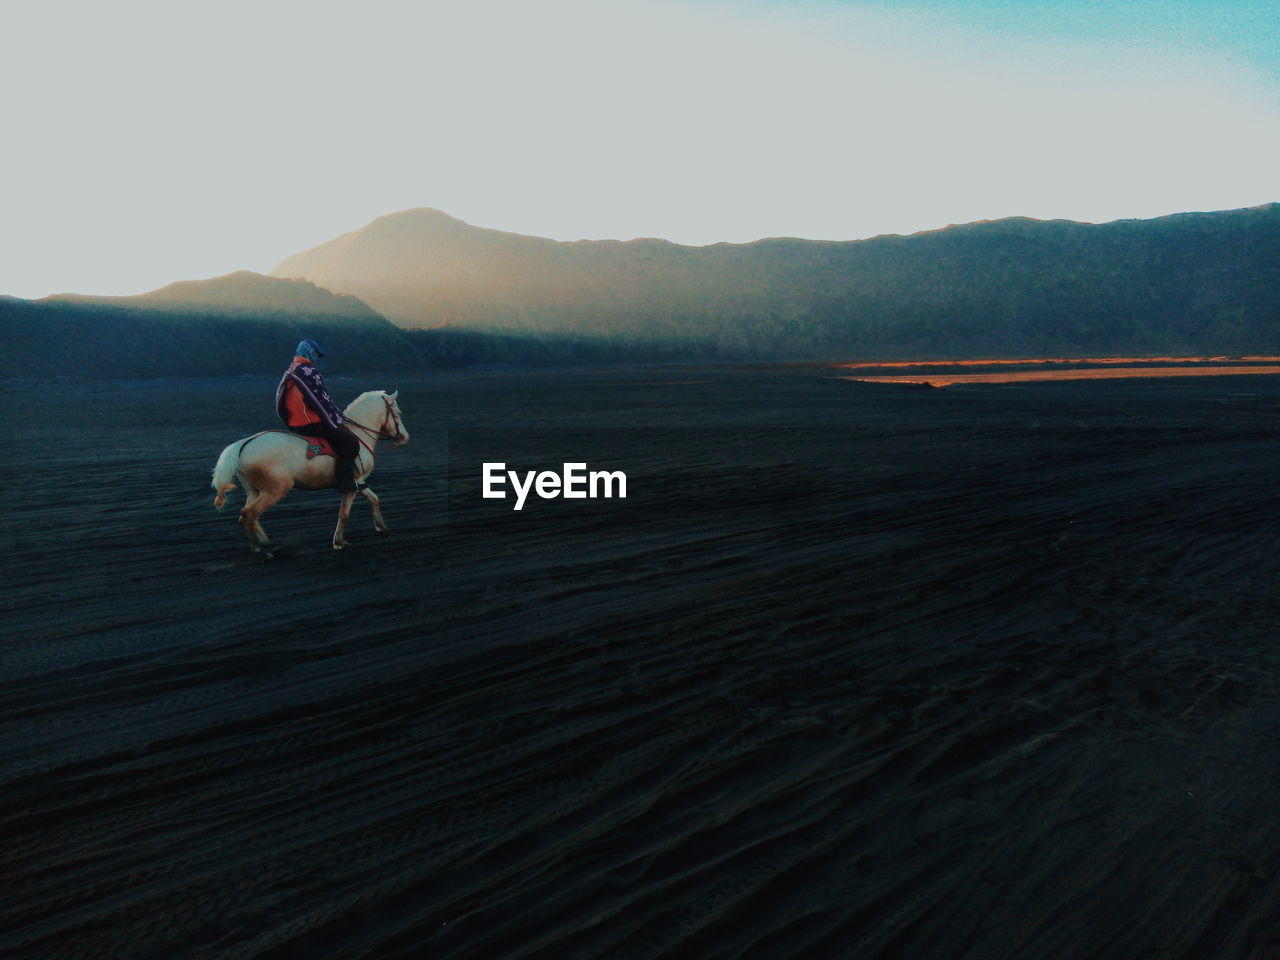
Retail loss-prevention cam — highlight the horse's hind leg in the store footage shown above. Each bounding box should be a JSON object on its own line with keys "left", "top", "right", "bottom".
{"left": 241, "top": 477, "right": 291, "bottom": 556}
{"left": 239, "top": 498, "right": 271, "bottom": 554}
{"left": 332, "top": 491, "right": 357, "bottom": 550}
{"left": 236, "top": 475, "right": 264, "bottom": 542}
{"left": 238, "top": 491, "right": 265, "bottom": 551}
{"left": 361, "top": 486, "right": 389, "bottom": 534}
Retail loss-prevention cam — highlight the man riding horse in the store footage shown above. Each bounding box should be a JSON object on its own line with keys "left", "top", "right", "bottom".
{"left": 275, "top": 338, "right": 359, "bottom": 493}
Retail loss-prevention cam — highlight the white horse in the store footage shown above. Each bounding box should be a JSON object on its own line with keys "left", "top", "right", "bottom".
{"left": 211, "top": 390, "right": 409, "bottom": 556}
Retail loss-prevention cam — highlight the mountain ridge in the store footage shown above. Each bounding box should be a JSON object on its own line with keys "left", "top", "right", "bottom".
{"left": 5, "top": 203, "right": 1277, "bottom": 378}
{"left": 267, "top": 203, "right": 1280, "bottom": 358}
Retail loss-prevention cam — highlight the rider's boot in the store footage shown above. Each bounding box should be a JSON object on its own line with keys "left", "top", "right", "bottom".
{"left": 335, "top": 456, "right": 358, "bottom": 494}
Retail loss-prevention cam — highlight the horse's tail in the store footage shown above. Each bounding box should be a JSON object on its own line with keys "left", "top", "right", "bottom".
{"left": 211, "top": 442, "right": 241, "bottom": 509}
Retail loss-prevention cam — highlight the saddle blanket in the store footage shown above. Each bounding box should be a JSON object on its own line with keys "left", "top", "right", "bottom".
{"left": 295, "top": 433, "right": 335, "bottom": 459}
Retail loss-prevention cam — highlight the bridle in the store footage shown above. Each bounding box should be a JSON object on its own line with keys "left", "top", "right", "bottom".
{"left": 344, "top": 395, "right": 407, "bottom": 460}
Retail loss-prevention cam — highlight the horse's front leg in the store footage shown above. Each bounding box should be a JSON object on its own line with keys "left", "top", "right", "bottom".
{"left": 332, "top": 491, "right": 357, "bottom": 550}
{"left": 361, "top": 486, "right": 389, "bottom": 534}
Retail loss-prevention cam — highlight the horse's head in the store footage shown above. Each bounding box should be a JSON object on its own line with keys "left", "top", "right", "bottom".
{"left": 382, "top": 390, "right": 409, "bottom": 446}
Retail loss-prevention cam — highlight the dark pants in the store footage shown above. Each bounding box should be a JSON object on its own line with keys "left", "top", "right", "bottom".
{"left": 291, "top": 423, "right": 360, "bottom": 492}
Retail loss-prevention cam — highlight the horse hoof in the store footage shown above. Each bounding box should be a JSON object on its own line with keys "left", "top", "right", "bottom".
{"left": 333, "top": 542, "right": 348, "bottom": 551}
{"left": 377, "top": 528, "right": 390, "bottom": 536}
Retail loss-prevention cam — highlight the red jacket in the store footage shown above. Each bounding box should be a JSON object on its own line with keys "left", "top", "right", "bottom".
{"left": 276, "top": 356, "right": 344, "bottom": 430}
{"left": 281, "top": 356, "right": 320, "bottom": 427}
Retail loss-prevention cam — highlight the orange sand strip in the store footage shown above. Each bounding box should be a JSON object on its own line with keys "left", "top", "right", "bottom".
{"left": 837, "top": 356, "right": 1280, "bottom": 370}
{"left": 844, "top": 365, "right": 1280, "bottom": 387}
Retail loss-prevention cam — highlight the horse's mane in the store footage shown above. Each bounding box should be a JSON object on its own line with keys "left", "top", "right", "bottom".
{"left": 345, "top": 390, "right": 391, "bottom": 413}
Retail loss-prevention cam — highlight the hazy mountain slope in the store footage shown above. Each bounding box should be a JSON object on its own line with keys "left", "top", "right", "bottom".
{"left": 0, "top": 297, "right": 662, "bottom": 378}
{"left": 45, "top": 271, "right": 385, "bottom": 324}
{"left": 0, "top": 297, "right": 426, "bottom": 378}
{"left": 270, "top": 205, "right": 1280, "bottom": 357}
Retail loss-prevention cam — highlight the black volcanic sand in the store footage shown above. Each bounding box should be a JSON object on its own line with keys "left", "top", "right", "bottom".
{"left": 3, "top": 367, "right": 1280, "bottom": 959}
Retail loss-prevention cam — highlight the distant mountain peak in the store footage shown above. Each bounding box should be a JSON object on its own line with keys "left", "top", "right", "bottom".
{"left": 361, "top": 207, "right": 471, "bottom": 235}
{"left": 377, "top": 207, "right": 464, "bottom": 223}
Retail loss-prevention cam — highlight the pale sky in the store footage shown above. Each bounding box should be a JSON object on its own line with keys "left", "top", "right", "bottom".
{"left": 2, "top": 0, "right": 1277, "bottom": 298}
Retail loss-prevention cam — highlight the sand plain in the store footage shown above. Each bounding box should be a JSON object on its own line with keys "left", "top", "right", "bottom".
{"left": 2, "top": 365, "right": 1279, "bottom": 959}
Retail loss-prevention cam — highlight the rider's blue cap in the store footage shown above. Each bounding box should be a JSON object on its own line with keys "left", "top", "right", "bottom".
{"left": 296, "top": 338, "right": 326, "bottom": 361}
